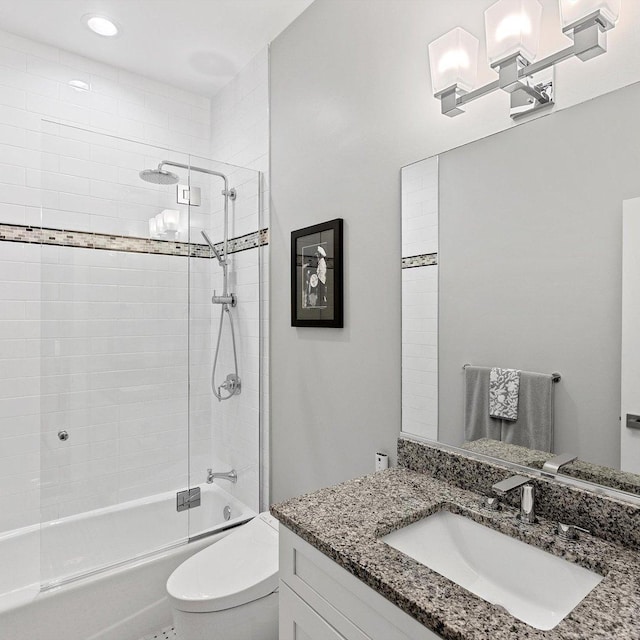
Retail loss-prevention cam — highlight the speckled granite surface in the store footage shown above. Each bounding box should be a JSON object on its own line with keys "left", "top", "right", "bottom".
{"left": 271, "top": 468, "right": 640, "bottom": 640}
{"left": 461, "top": 438, "right": 640, "bottom": 495}
{"left": 399, "top": 438, "right": 640, "bottom": 550}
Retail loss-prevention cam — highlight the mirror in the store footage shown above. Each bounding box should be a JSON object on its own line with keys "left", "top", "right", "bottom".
{"left": 401, "top": 80, "right": 640, "bottom": 497}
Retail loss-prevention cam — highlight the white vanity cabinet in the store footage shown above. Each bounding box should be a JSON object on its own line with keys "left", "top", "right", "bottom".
{"left": 279, "top": 526, "right": 443, "bottom": 640}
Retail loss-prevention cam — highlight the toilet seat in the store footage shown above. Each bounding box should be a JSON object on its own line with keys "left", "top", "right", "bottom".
{"left": 167, "top": 513, "right": 279, "bottom": 613}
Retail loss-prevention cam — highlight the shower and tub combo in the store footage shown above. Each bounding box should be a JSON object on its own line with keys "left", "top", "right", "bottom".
{"left": 0, "top": 122, "right": 266, "bottom": 640}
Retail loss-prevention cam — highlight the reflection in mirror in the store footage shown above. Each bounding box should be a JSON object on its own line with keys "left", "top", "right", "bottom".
{"left": 401, "top": 157, "right": 438, "bottom": 440}
{"left": 400, "top": 81, "right": 640, "bottom": 498}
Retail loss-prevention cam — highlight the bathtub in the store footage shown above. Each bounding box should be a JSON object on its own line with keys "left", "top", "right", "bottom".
{"left": 0, "top": 483, "right": 255, "bottom": 640}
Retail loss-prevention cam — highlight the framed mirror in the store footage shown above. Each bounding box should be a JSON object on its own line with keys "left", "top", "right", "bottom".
{"left": 401, "top": 80, "right": 640, "bottom": 499}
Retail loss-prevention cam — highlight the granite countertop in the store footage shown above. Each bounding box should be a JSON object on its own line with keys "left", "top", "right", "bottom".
{"left": 271, "top": 468, "right": 640, "bottom": 640}
{"left": 461, "top": 438, "right": 640, "bottom": 496}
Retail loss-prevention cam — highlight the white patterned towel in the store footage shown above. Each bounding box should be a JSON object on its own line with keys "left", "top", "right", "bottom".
{"left": 489, "top": 368, "right": 520, "bottom": 421}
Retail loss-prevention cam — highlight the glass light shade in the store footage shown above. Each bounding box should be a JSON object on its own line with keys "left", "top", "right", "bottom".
{"left": 485, "top": 0, "right": 543, "bottom": 66}
{"left": 559, "top": 0, "right": 620, "bottom": 29}
{"left": 149, "top": 218, "right": 157, "bottom": 237}
{"left": 161, "top": 209, "right": 180, "bottom": 232}
{"left": 428, "top": 27, "right": 479, "bottom": 96}
{"left": 155, "top": 212, "right": 166, "bottom": 235}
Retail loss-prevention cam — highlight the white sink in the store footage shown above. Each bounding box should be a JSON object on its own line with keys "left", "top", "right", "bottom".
{"left": 381, "top": 510, "right": 603, "bottom": 630}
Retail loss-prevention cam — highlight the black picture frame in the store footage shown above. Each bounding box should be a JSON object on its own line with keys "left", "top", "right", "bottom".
{"left": 291, "top": 218, "right": 343, "bottom": 328}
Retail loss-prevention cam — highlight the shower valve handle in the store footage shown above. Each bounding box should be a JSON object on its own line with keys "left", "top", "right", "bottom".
{"left": 217, "top": 373, "right": 241, "bottom": 400}
{"left": 211, "top": 292, "right": 237, "bottom": 307}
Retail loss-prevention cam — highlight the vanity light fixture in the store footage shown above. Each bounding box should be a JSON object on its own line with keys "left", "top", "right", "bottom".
{"left": 161, "top": 209, "right": 180, "bottom": 236}
{"left": 155, "top": 212, "right": 166, "bottom": 236}
{"left": 428, "top": 0, "right": 621, "bottom": 119}
{"left": 149, "top": 217, "right": 158, "bottom": 238}
{"left": 82, "top": 14, "right": 120, "bottom": 37}
{"left": 149, "top": 210, "right": 180, "bottom": 239}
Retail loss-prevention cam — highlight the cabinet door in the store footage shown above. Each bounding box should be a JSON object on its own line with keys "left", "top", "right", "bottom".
{"left": 280, "top": 527, "right": 443, "bottom": 640}
{"left": 280, "top": 583, "right": 348, "bottom": 640}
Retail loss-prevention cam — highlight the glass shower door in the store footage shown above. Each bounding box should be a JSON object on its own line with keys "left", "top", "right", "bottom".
{"left": 187, "top": 155, "right": 262, "bottom": 539}
{"left": 38, "top": 122, "right": 192, "bottom": 587}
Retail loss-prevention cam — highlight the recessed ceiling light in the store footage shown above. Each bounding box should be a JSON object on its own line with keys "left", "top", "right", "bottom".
{"left": 82, "top": 14, "right": 119, "bottom": 37}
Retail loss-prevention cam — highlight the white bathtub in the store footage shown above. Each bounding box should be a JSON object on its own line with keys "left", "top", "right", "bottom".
{"left": 0, "top": 483, "right": 255, "bottom": 640}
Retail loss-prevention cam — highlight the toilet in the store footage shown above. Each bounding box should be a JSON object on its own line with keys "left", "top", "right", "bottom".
{"left": 167, "top": 512, "right": 279, "bottom": 640}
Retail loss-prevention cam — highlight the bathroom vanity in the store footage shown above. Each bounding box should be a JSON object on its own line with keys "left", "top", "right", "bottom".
{"left": 279, "top": 525, "right": 440, "bottom": 640}
{"left": 272, "top": 440, "right": 640, "bottom": 640}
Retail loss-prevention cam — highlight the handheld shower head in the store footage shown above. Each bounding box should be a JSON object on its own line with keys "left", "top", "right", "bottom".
{"left": 201, "top": 230, "right": 225, "bottom": 266}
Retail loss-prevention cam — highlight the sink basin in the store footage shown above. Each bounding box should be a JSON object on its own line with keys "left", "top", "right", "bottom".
{"left": 381, "top": 510, "right": 603, "bottom": 630}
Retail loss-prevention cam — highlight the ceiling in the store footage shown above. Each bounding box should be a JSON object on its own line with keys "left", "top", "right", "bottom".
{"left": 0, "top": 0, "right": 314, "bottom": 96}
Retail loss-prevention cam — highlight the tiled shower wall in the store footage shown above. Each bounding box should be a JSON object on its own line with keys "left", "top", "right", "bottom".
{"left": 0, "top": 242, "right": 40, "bottom": 532}
{"left": 208, "top": 48, "right": 270, "bottom": 510}
{"left": 39, "top": 246, "right": 202, "bottom": 523}
{"left": 401, "top": 157, "right": 438, "bottom": 442}
{"left": 0, "top": 27, "right": 217, "bottom": 533}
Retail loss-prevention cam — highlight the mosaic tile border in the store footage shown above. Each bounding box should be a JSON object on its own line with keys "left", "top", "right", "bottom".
{"left": 401, "top": 252, "right": 438, "bottom": 269}
{"left": 0, "top": 223, "right": 268, "bottom": 258}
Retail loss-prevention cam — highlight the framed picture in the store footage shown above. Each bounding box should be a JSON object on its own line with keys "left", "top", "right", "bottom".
{"left": 291, "top": 218, "right": 343, "bottom": 327}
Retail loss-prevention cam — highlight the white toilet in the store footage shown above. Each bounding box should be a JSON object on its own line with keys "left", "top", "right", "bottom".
{"left": 167, "top": 512, "right": 279, "bottom": 640}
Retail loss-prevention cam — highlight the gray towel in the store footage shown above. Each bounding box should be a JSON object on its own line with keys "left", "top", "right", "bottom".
{"left": 465, "top": 366, "right": 554, "bottom": 452}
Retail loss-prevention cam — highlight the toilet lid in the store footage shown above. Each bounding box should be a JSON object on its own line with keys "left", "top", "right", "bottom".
{"left": 167, "top": 514, "right": 279, "bottom": 613}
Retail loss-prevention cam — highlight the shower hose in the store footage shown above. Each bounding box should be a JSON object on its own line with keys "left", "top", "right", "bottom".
{"left": 212, "top": 302, "right": 240, "bottom": 401}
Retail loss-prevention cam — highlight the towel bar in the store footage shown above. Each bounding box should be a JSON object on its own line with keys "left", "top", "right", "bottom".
{"left": 462, "top": 363, "right": 561, "bottom": 383}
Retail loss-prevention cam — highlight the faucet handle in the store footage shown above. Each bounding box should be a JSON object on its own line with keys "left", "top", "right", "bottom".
{"left": 482, "top": 495, "right": 500, "bottom": 511}
{"left": 557, "top": 522, "right": 590, "bottom": 540}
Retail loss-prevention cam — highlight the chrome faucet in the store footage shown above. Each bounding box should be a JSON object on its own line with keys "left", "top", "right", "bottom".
{"left": 492, "top": 475, "right": 536, "bottom": 524}
{"left": 207, "top": 468, "right": 238, "bottom": 484}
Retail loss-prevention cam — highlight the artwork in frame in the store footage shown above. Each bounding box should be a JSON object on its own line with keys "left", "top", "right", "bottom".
{"left": 291, "top": 218, "right": 343, "bottom": 327}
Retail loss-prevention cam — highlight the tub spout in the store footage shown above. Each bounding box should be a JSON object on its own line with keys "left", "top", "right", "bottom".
{"left": 207, "top": 468, "right": 237, "bottom": 484}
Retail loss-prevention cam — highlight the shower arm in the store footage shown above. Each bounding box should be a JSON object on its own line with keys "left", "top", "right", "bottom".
{"left": 159, "top": 160, "right": 232, "bottom": 297}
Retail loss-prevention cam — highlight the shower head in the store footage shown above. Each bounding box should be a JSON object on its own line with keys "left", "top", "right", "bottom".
{"left": 139, "top": 167, "right": 180, "bottom": 185}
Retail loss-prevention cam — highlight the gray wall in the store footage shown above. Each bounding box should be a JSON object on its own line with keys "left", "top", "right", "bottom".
{"left": 439, "top": 82, "right": 640, "bottom": 468}
{"left": 269, "top": 1, "right": 430, "bottom": 501}
{"left": 268, "top": 0, "right": 640, "bottom": 503}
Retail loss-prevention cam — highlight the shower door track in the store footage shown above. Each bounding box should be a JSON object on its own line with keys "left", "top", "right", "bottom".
{"left": 39, "top": 518, "right": 252, "bottom": 592}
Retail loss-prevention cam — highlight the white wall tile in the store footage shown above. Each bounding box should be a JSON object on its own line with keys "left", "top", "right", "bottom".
{"left": 401, "top": 265, "right": 438, "bottom": 442}
{"left": 0, "top": 25, "right": 212, "bottom": 241}
{"left": 401, "top": 156, "right": 438, "bottom": 258}
{"left": 207, "top": 47, "right": 269, "bottom": 510}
